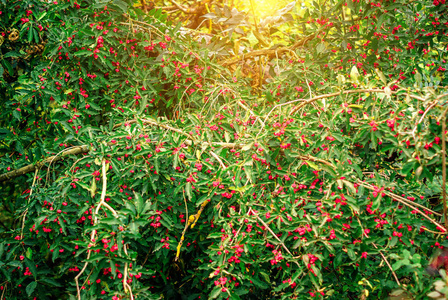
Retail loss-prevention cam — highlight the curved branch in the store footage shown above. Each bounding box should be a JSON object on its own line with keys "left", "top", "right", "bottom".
{"left": 220, "top": 35, "right": 314, "bottom": 67}
{"left": 0, "top": 145, "right": 89, "bottom": 183}
{"left": 169, "top": 0, "right": 191, "bottom": 13}
{"left": 75, "top": 158, "right": 108, "bottom": 300}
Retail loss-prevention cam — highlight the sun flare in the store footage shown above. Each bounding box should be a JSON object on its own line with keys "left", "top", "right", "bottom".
{"left": 238, "top": 0, "right": 296, "bottom": 19}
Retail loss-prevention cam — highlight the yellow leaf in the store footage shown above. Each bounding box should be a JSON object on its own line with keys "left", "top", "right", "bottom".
{"left": 90, "top": 177, "right": 97, "bottom": 198}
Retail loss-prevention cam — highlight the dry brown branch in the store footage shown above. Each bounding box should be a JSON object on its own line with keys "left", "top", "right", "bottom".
{"left": 0, "top": 145, "right": 88, "bottom": 183}
{"left": 0, "top": 283, "right": 7, "bottom": 300}
{"left": 220, "top": 35, "right": 314, "bottom": 67}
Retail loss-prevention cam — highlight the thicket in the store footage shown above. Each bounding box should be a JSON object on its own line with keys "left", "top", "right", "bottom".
{"left": 0, "top": 0, "right": 448, "bottom": 299}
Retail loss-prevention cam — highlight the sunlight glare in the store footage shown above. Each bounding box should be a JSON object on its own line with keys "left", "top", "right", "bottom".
{"left": 239, "top": 0, "right": 294, "bottom": 19}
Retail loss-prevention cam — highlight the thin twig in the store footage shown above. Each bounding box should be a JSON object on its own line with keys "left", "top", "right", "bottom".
{"left": 356, "top": 217, "right": 401, "bottom": 285}
{"left": 121, "top": 14, "right": 164, "bottom": 35}
{"left": 0, "top": 283, "right": 6, "bottom": 300}
{"left": 220, "top": 35, "right": 314, "bottom": 67}
{"left": 122, "top": 244, "right": 135, "bottom": 300}
{"left": 249, "top": 208, "right": 299, "bottom": 261}
{"left": 115, "top": 118, "right": 196, "bottom": 141}
{"left": 357, "top": 180, "right": 442, "bottom": 217}
{"left": 19, "top": 169, "right": 39, "bottom": 239}
{"left": 209, "top": 151, "right": 227, "bottom": 169}
{"left": 289, "top": 89, "right": 424, "bottom": 116}
{"left": 75, "top": 158, "right": 108, "bottom": 300}
{"left": 237, "top": 100, "right": 265, "bottom": 127}
{"left": 169, "top": 0, "right": 191, "bottom": 13}
{"left": 175, "top": 191, "right": 191, "bottom": 262}
{"left": 442, "top": 106, "right": 448, "bottom": 229}
{"left": 356, "top": 180, "right": 447, "bottom": 232}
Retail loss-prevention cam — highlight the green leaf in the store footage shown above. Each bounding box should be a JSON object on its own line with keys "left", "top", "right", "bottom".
{"left": 39, "top": 278, "right": 62, "bottom": 287}
{"left": 27, "top": 28, "right": 33, "bottom": 43}
{"left": 74, "top": 50, "right": 92, "bottom": 57}
{"left": 209, "top": 286, "right": 222, "bottom": 299}
{"left": 392, "top": 259, "right": 410, "bottom": 271}
{"left": 250, "top": 276, "right": 268, "bottom": 289}
{"left": 26, "top": 248, "right": 32, "bottom": 259}
{"left": 134, "top": 192, "right": 144, "bottom": 215}
{"left": 241, "top": 143, "right": 253, "bottom": 151}
{"left": 26, "top": 281, "right": 37, "bottom": 296}
{"left": 259, "top": 271, "right": 270, "bottom": 284}
{"left": 347, "top": 248, "right": 356, "bottom": 261}
{"left": 186, "top": 182, "right": 192, "bottom": 199}
{"left": 33, "top": 28, "right": 39, "bottom": 43}
{"left": 113, "top": 0, "right": 129, "bottom": 12}
{"left": 316, "top": 42, "right": 325, "bottom": 54}
{"left": 389, "top": 236, "right": 398, "bottom": 248}
{"left": 90, "top": 177, "right": 97, "bottom": 198}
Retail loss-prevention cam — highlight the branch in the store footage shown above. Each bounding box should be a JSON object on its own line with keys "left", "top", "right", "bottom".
{"left": 122, "top": 244, "right": 135, "bottom": 300}
{"left": 442, "top": 106, "right": 448, "bottom": 228}
{"left": 289, "top": 89, "right": 385, "bottom": 116}
{"left": 175, "top": 198, "right": 210, "bottom": 261}
{"left": 355, "top": 180, "right": 442, "bottom": 217}
{"left": 121, "top": 14, "right": 164, "bottom": 36}
{"left": 220, "top": 35, "right": 314, "bottom": 67}
{"left": 115, "top": 118, "right": 196, "bottom": 141}
{"left": 249, "top": 208, "right": 299, "bottom": 260}
{"left": 356, "top": 216, "right": 401, "bottom": 286}
{"left": 75, "top": 158, "right": 109, "bottom": 300}
{"left": 0, "top": 145, "right": 88, "bottom": 183}
{"left": 289, "top": 90, "right": 446, "bottom": 117}
{"left": 169, "top": 0, "right": 191, "bottom": 13}
{"left": 356, "top": 180, "right": 447, "bottom": 233}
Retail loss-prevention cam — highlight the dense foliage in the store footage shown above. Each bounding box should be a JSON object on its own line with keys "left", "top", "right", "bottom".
{"left": 0, "top": 0, "right": 448, "bottom": 299}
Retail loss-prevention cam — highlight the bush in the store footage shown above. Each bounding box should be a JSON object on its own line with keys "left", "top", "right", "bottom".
{"left": 0, "top": 0, "right": 448, "bottom": 299}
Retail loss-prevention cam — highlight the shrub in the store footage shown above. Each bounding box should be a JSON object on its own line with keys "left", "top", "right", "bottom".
{"left": 0, "top": 0, "right": 448, "bottom": 299}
